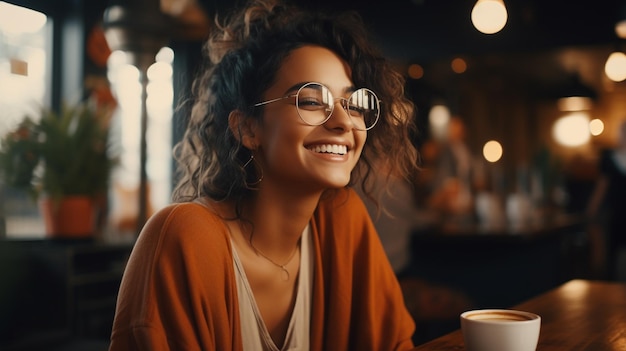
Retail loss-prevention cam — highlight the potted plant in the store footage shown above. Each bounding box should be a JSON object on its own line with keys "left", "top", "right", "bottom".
{"left": 0, "top": 103, "right": 117, "bottom": 238}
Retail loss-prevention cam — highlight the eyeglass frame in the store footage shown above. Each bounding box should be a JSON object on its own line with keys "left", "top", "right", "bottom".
{"left": 253, "top": 82, "right": 380, "bottom": 131}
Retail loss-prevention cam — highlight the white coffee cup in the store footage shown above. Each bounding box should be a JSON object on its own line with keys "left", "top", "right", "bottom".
{"left": 460, "top": 309, "right": 541, "bottom": 351}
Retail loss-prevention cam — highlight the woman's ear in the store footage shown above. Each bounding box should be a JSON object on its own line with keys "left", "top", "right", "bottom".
{"left": 228, "top": 110, "right": 259, "bottom": 149}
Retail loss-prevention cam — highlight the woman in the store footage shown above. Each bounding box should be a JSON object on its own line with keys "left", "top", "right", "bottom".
{"left": 109, "top": 0, "right": 419, "bottom": 350}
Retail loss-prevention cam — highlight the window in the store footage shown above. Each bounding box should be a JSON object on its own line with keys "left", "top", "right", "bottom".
{"left": 106, "top": 47, "right": 174, "bottom": 238}
{"left": 0, "top": 2, "right": 52, "bottom": 237}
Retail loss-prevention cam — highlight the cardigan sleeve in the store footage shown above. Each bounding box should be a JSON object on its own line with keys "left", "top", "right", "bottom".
{"left": 311, "top": 188, "right": 416, "bottom": 351}
{"left": 109, "top": 203, "right": 242, "bottom": 351}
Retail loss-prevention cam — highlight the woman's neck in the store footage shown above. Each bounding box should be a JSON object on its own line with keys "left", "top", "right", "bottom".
{"left": 237, "top": 186, "right": 322, "bottom": 256}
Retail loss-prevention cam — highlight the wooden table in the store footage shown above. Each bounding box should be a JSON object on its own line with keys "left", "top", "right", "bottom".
{"left": 411, "top": 279, "right": 626, "bottom": 351}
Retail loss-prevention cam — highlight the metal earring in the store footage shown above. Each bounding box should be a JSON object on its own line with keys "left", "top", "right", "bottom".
{"left": 243, "top": 152, "right": 263, "bottom": 189}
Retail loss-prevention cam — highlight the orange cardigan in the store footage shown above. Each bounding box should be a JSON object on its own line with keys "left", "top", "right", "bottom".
{"left": 109, "top": 188, "right": 415, "bottom": 350}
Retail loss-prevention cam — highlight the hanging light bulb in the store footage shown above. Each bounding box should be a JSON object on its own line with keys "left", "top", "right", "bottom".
{"left": 605, "top": 51, "right": 626, "bottom": 82}
{"left": 471, "top": 0, "right": 508, "bottom": 34}
{"left": 556, "top": 74, "right": 596, "bottom": 112}
{"left": 553, "top": 112, "right": 591, "bottom": 147}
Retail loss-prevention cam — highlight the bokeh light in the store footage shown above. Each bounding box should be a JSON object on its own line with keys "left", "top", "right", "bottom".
{"left": 605, "top": 52, "right": 626, "bottom": 82}
{"left": 483, "top": 140, "right": 503, "bottom": 162}
{"left": 155, "top": 47, "right": 174, "bottom": 64}
{"left": 552, "top": 113, "right": 590, "bottom": 147}
{"left": 408, "top": 63, "right": 424, "bottom": 79}
{"left": 451, "top": 58, "right": 467, "bottom": 74}
{"left": 429, "top": 104, "right": 451, "bottom": 141}
{"left": 471, "top": 0, "right": 508, "bottom": 34}
{"left": 615, "top": 20, "right": 626, "bottom": 39}
{"left": 589, "top": 119, "right": 604, "bottom": 136}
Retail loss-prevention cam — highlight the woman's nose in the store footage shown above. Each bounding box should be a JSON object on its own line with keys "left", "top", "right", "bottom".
{"left": 324, "top": 100, "right": 354, "bottom": 131}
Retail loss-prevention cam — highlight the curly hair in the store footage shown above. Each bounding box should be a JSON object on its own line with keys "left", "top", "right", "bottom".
{"left": 172, "top": 0, "right": 419, "bottom": 206}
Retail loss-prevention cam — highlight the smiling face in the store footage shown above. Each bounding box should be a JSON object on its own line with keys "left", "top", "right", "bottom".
{"left": 250, "top": 45, "right": 367, "bottom": 193}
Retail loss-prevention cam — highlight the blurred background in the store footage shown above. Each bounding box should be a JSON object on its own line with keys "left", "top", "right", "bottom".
{"left": 1, "top": 0, "right": 626, "bottom": 349}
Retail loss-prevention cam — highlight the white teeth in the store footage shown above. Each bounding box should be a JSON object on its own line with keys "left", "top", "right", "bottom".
{"left": 308, "top": 144, "right": 347, "bottom": 155}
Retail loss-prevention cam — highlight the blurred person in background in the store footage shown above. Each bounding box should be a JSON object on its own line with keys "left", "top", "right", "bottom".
{"left": 427, "top": 117, "right": 476, "bottom": 220}
{"left": 587, "top": 120, "right": 626, "bottom": 281}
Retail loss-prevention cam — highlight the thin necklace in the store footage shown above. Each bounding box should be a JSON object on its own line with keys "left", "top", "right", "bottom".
{"left": 249, "top": 237, "right": 301, "bottom": 281}
{"left": 232, "top": 220, "right": 301, "bottom": 281}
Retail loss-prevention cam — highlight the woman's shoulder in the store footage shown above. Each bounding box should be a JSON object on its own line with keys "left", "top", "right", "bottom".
{"left": 145, "top": 202, "right": 223, "bottom": 230}
{"left": 315, "top": 187, "right": 372, "bottom": 242}
{"left": 138, "top": 201, "right": 231, "bottom": 253}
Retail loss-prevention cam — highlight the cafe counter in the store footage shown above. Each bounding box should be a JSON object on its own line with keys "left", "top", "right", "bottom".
{"left": 409, "top": 214, "right": 586, "bottom": 309}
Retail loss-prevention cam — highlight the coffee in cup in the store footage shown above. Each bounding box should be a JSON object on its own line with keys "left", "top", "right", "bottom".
{"left": 461, "top": 309, "right": 541, "bottom": 351}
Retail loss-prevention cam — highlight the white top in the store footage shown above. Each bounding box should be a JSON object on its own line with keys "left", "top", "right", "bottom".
{"left": 232, "top": 224, "right": 312, "bottom": 351}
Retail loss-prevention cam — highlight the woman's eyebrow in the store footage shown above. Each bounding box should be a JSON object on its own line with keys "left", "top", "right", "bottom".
{"left": 284, "top": 82, "right": 308, "bottom": 94}
{"left": 283, "top": 82, "right": 356, "bottom": 96}
{"left": 344, "top": 86, "right": 356, "bottom": 95}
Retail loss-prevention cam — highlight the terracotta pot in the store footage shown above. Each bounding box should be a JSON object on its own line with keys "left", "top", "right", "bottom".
{"left": 40, "top": 196, "right": 95, "bottom": 238}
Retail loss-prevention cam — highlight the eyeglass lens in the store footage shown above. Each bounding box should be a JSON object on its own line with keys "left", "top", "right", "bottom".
{"left": 295, "top": 82, "right": 379, "bottom": 130}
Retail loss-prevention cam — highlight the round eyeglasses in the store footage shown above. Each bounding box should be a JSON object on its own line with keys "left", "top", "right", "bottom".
{"left": 254, "top": 82, "right": 380, "bottom": 131}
